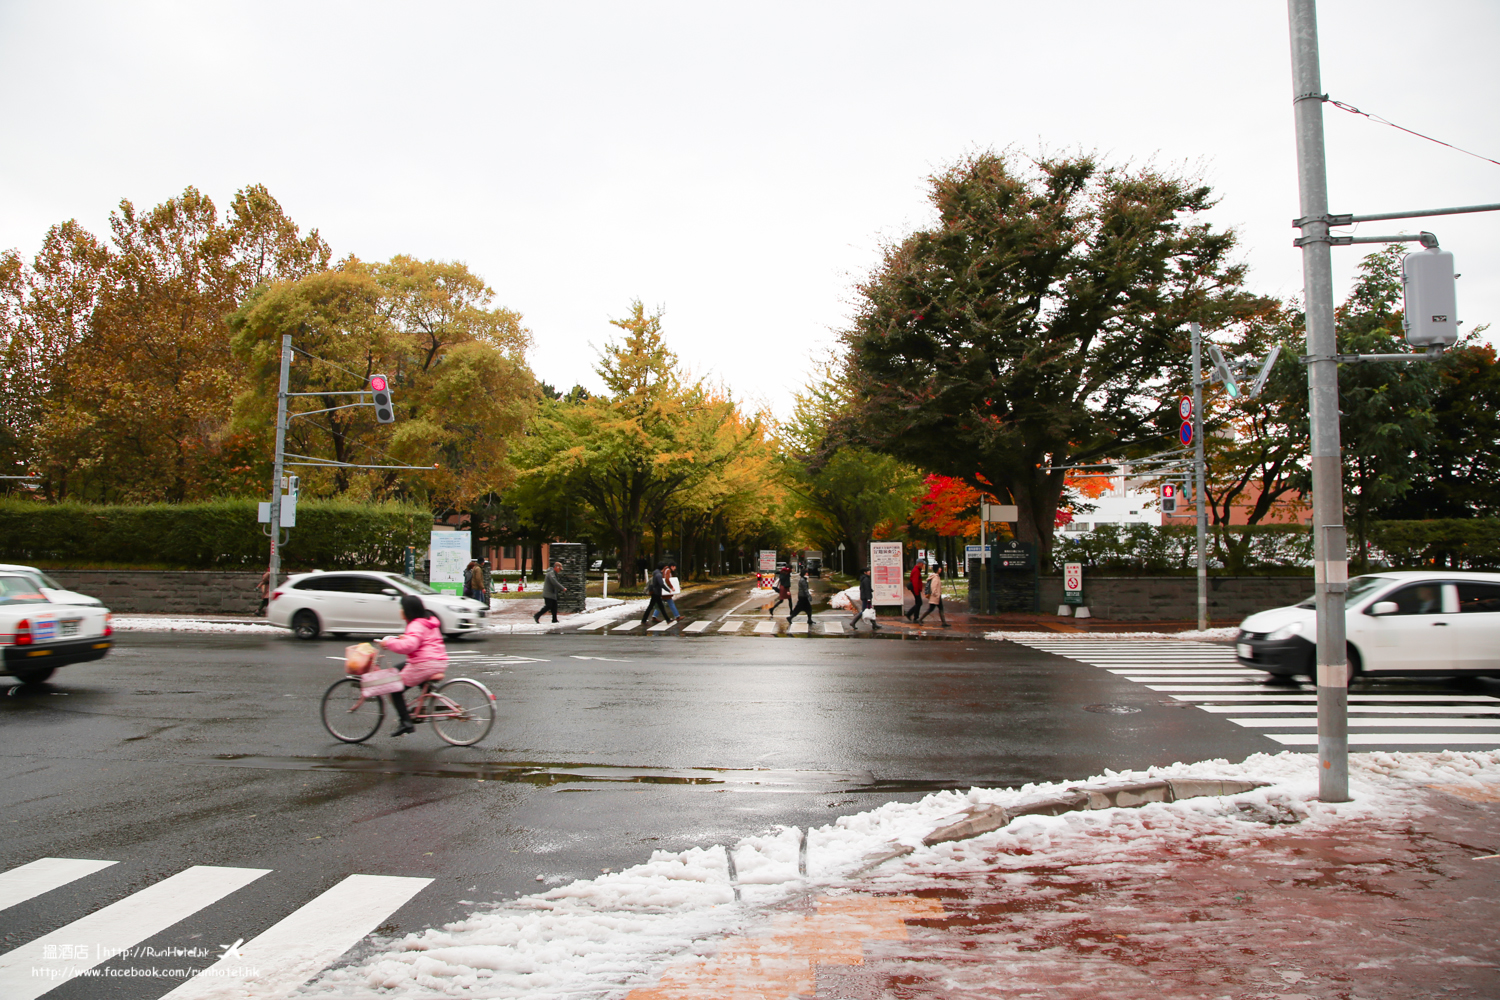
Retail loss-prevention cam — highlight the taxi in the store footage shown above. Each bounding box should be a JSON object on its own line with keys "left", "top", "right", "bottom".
{"left": 0, "top": 572, "right": 113, "bottom": 684}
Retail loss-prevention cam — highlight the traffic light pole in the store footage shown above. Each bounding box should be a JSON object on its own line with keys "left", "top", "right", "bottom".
{"left": 266, "top": 333, "right": 293, "bottom": 589}
{"left": 1288, "top": 0, "right": 1349, "bottom": 802}
{"left": 1190, "top": 323, "right": 1208, "bottom": 632}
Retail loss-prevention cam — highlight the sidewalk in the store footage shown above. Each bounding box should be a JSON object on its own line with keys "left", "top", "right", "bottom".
{"left": 626, "top": 778, "right": 1500, "bottom": 999}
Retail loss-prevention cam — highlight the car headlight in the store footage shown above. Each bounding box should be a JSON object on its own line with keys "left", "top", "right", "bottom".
{"left": 1267, "top": 622, "right": 1304, "bottom": 641}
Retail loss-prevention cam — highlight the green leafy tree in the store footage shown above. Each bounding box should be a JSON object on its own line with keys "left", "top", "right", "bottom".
{"left": 512, "top": 302, "right": 759, "bottom": 586}
{"left": 841, "top": 151, "right": 1260, "bottom": 567}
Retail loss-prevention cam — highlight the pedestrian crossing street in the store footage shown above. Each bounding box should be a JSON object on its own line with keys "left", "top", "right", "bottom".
{"left": 572, "top": 615, "right": 855, "bottom": 636}
{"left": 1007, "top": 637, "right": 1500, "bottom": 752}
{"left": 0, "top": 857, "right": 428, "bottom": 999}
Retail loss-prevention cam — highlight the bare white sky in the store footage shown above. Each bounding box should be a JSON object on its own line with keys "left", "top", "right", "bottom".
{"left": 2, "top": 1, "right": 1496, "bottom": 416}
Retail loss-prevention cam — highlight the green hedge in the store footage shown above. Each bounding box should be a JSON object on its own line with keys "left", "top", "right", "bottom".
{"left": 1051, "top": 523, "right": 1314, "bottom": 574}
{"left": 1368, "top": 519, "right": 1500, "bottom": 570}
{"left": 0, "top": 499, "right": 432, "bottom": 571}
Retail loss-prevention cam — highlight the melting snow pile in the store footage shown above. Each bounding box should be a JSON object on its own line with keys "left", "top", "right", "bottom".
{"left": 827, "top": 584, "right": 859, "bottom": 611}
{"left": 110, "top": 617, "right": 284, "bottom": 634}
{"left": 988, "top": 626, "right": 1241, "bottom": 641}
{"left": 306, "top": 750, "right": 1500, "bottom": 998}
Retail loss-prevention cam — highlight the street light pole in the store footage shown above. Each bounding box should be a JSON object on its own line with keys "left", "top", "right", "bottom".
{"left": 1191, "top": 323, "right": 1209, "bottom": 632}
{"left": 266, "top": 333, "right": 293, "bottom": 589}
{"left": 1289, "top": 0, "right": 1349, "bottom": 802}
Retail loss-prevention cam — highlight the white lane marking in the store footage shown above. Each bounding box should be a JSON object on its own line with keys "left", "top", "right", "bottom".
{"left": 575, "top": 621, "right": 607, "bottom": 631}
{"left": 159, "top": 874, "right": 431, "bottom": 999}
{"left": 822, "top": 621, "right": 846, "bottom": 634}
{"left": 1197, "top": 704, "right": 1500, "bottom": 714}
{"left": 0, "top": 858, "right": 117, "bottom": 913}
{"left": 1145, "top": 685, "right": 1314, "bottom": 692}
{"left": 0, "top": 865, "right": 270, "bottom": 1000}
{"left": 1169, "top": 693, "right": 1500, "bottom": 702}
{"left": 611, "top": 621, "right": 642, "bottom": 633}
{"left": 682, "top": 621, "right": 712, "bottom": 633}
{"left": 571, "top": 656, "right": 630, "bottom": 662}
{"left": 647, "top": 620, "right": 674, "bottom": 632}
{"left": 787, "top": 622, "right": 809, "bottom": 634}
{"left": 1231, "top": 717, "right": 1500, "bottom": 728}
{"left": 1268, "top": 733, "right": 1500, "bottom": 746}
{"left": 753, "top": 621, "right": 778, "bottom": 634}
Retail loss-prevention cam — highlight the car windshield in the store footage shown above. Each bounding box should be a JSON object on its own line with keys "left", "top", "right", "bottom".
{"left": 1295, "top": 575, "right": 1393, "bottom": 609}
{"left": 383, "top": 574, "right": 438, "bottom": 595}
{"left": 0, "top": 575, "right": 49, "bottom": 605}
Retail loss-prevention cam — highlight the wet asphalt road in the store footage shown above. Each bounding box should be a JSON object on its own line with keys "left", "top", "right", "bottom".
{"left": 0, "top": 626, "right": 1275, "bottom": 998}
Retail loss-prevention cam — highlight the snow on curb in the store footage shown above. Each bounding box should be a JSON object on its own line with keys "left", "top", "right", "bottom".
{"left": 987, "top": 626, "right": 1241, "bottom": 641}
{"left": 111, "top": 617, "right": 284, "bottom": 634}
{"left": 305, "top": 750, "right": 1500, "bottom": 998}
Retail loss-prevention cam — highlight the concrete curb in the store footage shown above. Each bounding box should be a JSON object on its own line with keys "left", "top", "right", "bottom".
{"left": 922, "top": 778, "right": 1268, "bottom": 846}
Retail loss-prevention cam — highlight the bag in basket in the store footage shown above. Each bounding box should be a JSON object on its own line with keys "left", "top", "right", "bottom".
{"left": 359, "top": 667, "right": 404, "bottom": 697}
{"left": 345, "top": 642, "right": 378, "bottom": 675}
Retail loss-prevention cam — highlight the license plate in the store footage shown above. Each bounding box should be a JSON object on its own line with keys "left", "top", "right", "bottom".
{"left": 1236, "top": 643, "right": 1253, "bottom": 659}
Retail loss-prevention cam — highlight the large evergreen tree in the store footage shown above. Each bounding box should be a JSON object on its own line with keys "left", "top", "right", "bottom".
{"left": 842, "top": 151, "right": 1258, "bottom": 564}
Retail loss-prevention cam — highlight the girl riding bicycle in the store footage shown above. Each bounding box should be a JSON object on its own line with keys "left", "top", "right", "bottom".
{"left": 376, "top": 595, "right": 449, "bottom": 737}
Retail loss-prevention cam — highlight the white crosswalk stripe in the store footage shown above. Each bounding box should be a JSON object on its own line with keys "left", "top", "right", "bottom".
{"left": 159, "top": 874, "right": 431, "bottom": 999}
{"left": 0, "top": 858, "right": 117, "bottom": 914}
{"left": 573, "top": 616, "right": 852, "bottom": 636}
{"left": 0, "top": 865, "right": 270, "bottom": 1000}
{"left": 1008, "top": 637, "right": 1500, "bottom": 752}
{"left": 681, "top": 620, "right": 712, "bottom": 633}
{"left": 0, "top": 861, "right": 433, "bottom": 1000}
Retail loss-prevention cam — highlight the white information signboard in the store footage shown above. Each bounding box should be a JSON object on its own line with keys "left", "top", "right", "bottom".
{"left": 429, "top": 530, "right": 471, "bottom": 596}
{"left": 1063, "top": 561, "right": 1083, "bottom": 605}
{"left": 758, "top": 549, "right": 776, "bottom": 572}
{"left": 870, "top": 541, "right": 904, "bottom": 606}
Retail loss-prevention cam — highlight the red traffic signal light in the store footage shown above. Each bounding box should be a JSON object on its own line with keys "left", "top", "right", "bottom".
{"left": 1161, "top": 482, "right": 1177, "bottom": 514}
{"left": 370, "top": 374, "right": 394, "bottom": 423}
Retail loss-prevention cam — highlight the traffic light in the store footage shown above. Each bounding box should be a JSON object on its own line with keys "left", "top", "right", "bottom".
{"left": 370, "top": 374, "right": 395, "bottom": 423}
{"left": 1207, "top": 344, "right": 1240, "bottom": 399}
{"left": 1161, "top": 482, "right": 1177, "bottom": 514}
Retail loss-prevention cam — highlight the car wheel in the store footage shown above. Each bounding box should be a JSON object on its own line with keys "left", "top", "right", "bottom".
{"left": 292, "top": 610, "right": 321, "bottom": 641}
{"left": 1345, "top": 644, "right": 1362, "bottom": 686}
{"left": 12, "top": 667, "right": 55, "bottom": 684}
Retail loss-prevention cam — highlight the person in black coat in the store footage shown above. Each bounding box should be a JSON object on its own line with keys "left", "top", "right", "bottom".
{"left": 854, "top": 568, "right": 880, "bottom": 631}
{"left": 769, "top": 564, "right": 793, "bottom": 616}
{"left": 787, "top": 572, "right": 814, "bottom": 625}
{"left": 642, "top": 566, "right": 670, "bottom": 623}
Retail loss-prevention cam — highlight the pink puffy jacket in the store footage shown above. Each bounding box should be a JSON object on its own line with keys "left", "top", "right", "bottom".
{"left": 381, "top": 614, "right": 448, "bottom": 686}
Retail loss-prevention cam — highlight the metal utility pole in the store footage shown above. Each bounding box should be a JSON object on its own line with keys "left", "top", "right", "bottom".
{"left": 1190, "top": 323, "right": 1209, "bottom": 632}
{"left": 266, "top": 333, "right": 293, "bottom": 589}
{"left": 1288, "top": 0, "right": 1349, "bottom": 802}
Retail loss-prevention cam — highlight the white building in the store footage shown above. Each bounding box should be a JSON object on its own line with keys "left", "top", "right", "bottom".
{"left": 1057, "top": 473, "right": 1162, "bottom": 535}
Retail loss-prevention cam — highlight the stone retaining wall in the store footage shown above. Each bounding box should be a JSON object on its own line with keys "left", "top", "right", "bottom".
{"left": 1037, "top": 575, "right": 1313, "bottom": 622}
{"left": 42, "top": 569, "right": 266, "bottom": 615}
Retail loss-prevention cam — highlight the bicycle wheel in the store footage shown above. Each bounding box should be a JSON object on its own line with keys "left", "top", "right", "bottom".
{"left": 321, "top": 677, "right": 384, "bottom": 743}
{"left": 430, "top": 678, "right": 496, "bottom": 746}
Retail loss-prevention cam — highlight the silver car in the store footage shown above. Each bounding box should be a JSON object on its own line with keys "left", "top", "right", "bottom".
{"left": 267, "top": 570, "right": 488, "bottom": 640}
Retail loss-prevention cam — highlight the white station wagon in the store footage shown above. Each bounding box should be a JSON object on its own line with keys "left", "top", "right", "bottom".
{"left": 266, "top": 570, "right": 489, "bottom": 640}
{"left": 0, "top": 572, "right": 113, "bottom": 684}
{"left": 1236, "top": 570, "right": 1500, "bottom": 681}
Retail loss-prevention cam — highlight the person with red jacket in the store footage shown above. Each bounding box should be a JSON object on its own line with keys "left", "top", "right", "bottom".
{"left": 376, "top": 594, "right": 449, "bottom": 737}
{"left": 905, "top": 560, "right": 925, "bottom": 620}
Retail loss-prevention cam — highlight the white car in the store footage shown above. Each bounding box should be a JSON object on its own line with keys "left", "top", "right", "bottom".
{"left": 0, "top": 572, "right": 113, "bottom": 684}
{"left": 0, "top": 564, "right": 104, "bottom": 607}
{"left": 267, "top": 570, "right": 489, "bottom": 640}
{"left": 1236, "top": 570, "right": 1500, "bottom": 681}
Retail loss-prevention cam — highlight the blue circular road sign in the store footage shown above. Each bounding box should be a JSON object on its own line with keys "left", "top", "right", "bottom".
{"left": 1179, "top": 421, "right": 1193, "bottom": 446}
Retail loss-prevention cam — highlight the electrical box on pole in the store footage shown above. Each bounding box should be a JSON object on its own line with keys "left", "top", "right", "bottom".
{"left": 370, "top": 374, "right": 395, "bottom": 423}
{"left": 1401, "top": 248, "right": 1458, "bottom": 348}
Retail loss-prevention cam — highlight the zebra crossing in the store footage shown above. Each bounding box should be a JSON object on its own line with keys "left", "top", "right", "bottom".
{"left": 568, "top": 616, "right": 853, "bottom": 637}
{"left": 0, "top": 857, "right": 429, "bottom": 999}
{"left": 1007, "top": 637, "right": 1500, "bottom": 752}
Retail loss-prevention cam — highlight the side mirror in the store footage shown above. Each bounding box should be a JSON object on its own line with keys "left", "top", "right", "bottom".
{"left": 382, "top": 588, "right": 399, "bottom": 596}
{"left": 1369, "top": 601, "right": 1399, "bottom": 616}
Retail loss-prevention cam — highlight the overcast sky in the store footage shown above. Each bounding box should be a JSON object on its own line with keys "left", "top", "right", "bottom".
{"left": 2, "top": 1, "right": 1496, "bottom": 416}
